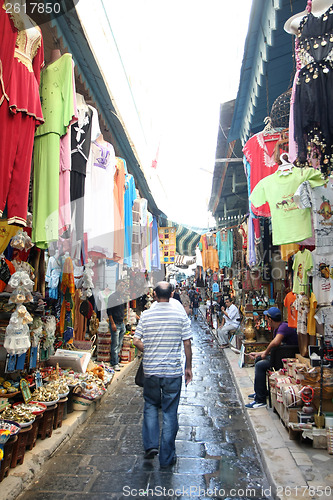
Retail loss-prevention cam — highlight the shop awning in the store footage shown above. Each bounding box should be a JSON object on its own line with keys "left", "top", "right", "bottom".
{"left": 166, "top": 222, "right": 204, "bottom": 257}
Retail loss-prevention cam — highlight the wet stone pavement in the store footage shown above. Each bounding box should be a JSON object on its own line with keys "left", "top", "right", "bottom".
{"left": 18, "top": 316, "right": 272, "bottom": 500}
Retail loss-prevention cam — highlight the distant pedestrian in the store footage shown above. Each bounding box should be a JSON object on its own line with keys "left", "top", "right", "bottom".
{"left": 180, "top": 288, "right": 191, "bottom": 316}
{"left": 191, "top": 292, "right": 200, "bottom": 320}
{"left": 133, "top": 281, "right": 192, "bottom": 468}
{"left": 173, "top": 285, "right": 181, "bottom": 302}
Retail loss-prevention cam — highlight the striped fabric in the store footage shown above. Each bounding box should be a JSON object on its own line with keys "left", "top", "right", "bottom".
{"left": 134, "top": 302, "right": 192, "bottom": 378}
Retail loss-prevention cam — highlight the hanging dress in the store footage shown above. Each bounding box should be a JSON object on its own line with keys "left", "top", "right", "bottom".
{"left": 0, "top": 1, "right": 44, "bottom": 225}
{"left": 294, "top": 5, "right": 333, "bottom": 175}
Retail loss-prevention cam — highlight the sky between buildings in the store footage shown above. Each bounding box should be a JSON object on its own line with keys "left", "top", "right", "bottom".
{"left": 76, "top": 0, "right": 252, "bottom": 228}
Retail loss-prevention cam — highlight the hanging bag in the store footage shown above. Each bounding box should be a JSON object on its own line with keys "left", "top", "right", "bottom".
{"left": 135, "top": 360, "right": 144, "bottom": 387}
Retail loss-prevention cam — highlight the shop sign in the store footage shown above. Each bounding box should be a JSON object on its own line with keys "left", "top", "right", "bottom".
{"left": 159, "top": 227, "right": 176, "bottom": 263}
{"left": 20, "top": 379, "right": 32, "bottom": 403}
{"left": 212, "top": 283, "right": 219, "bottom": 293}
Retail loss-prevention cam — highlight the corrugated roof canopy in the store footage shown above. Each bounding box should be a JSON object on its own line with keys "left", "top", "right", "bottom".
{"left": 229, "top": 0, "right": 305, "bottom": 144}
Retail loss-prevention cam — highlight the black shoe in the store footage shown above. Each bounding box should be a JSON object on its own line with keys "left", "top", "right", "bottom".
{"left": 160, "top": 454, "right": 177, "bottom": 468}
{"left": 144, "top": 448, "right": 158, "bottom": 459}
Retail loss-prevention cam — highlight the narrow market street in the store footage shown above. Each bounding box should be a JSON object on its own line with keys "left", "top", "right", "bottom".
{"left": 17, "top": 315, "right": 271, "bottom": 500}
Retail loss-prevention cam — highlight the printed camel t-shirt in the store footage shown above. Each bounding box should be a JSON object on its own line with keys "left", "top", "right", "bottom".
{"left": 292, "top": 249, "right": 313, "bottom": 294}
{"left": 294, "top": 180, "right": 333, "bottom": 252}
{"left": 311, "top": 252, "right": 333, "bottom": 305}
{"left": 250, "top": 168, "right": 325, "bottom": 245}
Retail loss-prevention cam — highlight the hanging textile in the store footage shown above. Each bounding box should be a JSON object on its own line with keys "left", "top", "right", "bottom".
{"left": 0, "top": 2, "right": 44, "bottom": 226}
{"left": 294, "top": 5, "right": 333, "bottom": 175}
{"left": 33, "top": 53, "right": 77, "bottom": 249}
{"left": 123, "top": 173, "right": 137, "bottom": 267}
{"left": 113, "top": 157, "right": 126, "bottom": 262}
{"left": 70, "top": 94, "right": 93, "bottom": 245}
{"left": 216, "top": 229, "right": 233, "bottom": 268}
{"left": 243, "top": 131, "right": 281, "bottom": 217}
{"left": 59, "top": 256, "right": 75, "bottom": 340}
{"left": 250, "top": 167, "right": 325, "bottom": 245}
{"left": 84, "top": 138, "right": 116, "bottom": 258}
{"left": 294, "top": 179, "right": 333, "bottom": 252}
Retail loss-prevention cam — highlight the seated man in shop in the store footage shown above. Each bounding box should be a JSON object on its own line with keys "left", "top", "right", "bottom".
{"left": 245, "top": 307, "right": 297, "bottom": 409}
{"left": 217, "top": 297, "right": 240, "bottom": 348}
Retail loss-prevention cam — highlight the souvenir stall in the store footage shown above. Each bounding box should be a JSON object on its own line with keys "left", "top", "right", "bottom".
{"left": 237, "top": 0, "right": 333, "bottom": 449}
{"left": 0, "top": 2, "right": 167, "bottom": 479}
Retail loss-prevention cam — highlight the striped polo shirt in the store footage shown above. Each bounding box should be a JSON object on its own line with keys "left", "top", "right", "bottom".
{"left": 134, "top": 302, "right": 192, "bottom": 378}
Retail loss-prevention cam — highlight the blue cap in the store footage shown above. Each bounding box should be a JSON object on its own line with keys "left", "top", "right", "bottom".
{"left": 263, "top": 307, "right": 281, "bottom": 321}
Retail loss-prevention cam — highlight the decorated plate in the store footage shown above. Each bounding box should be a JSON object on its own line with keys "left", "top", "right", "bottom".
{"left": 32, "top": 398, "right": 59, "bottom": 407}
{"left": 18, "top": 418, "right": 35, "bottom": 428}
{"left": 0, "top": 419, "right": 21, "bottom": 436}
{"left": 58, "top": 391, "right": 69, "bottom": 399}
{"left": 12, "top": 402, "right": 47, "bottom": 415}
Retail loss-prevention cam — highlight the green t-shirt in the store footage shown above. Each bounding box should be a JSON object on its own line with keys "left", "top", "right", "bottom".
{"left": 250, "top": 168, "right": 325, "bottom": 245}
{"left": 292, "top": 249, "right": 313, "bottom": 294}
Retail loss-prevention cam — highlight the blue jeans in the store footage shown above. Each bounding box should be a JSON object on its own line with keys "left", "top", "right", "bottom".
{"left": 110, "top": 321, "right": 126, "bottom": 366}
{"left": 142, "top": 375, "right": 182, "bottom": 467}
{"left": 254, "top": 355, "right": 271, "bottom": 403}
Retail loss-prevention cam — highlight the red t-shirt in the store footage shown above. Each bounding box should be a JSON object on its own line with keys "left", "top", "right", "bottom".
{"left": 243, "top": 132, "right": 281, "bottom": 217}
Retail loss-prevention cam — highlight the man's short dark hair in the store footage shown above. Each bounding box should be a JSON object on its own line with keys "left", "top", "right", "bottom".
{"left": 116, "top": 279, "right": 125, "bottom": 287}
{"left": 155, "top": 281, "right": 172, "bottom": 299}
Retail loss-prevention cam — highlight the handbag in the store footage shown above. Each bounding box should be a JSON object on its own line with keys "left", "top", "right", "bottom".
{"left": 135, "top": 360, "right": 144, "bottom": 387}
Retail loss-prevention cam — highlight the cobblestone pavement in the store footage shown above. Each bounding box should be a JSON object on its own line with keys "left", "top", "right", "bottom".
{"left": 17, "top": 316, "right": 272, "bottom": 500}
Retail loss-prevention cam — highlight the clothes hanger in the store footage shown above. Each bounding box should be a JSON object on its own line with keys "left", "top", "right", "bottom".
{"left": 262, "top": 117, "right": 280, "bottom": 141}
{"left": 277, "top": 153, "right": 294, "bottom": 176}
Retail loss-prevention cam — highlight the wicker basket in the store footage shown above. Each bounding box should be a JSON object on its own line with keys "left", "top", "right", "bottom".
{"left": 72, "top": 386, "right": 94, "bottom": 411}
{"left": 72, "top": 396, "right": 93, "bottom": 411}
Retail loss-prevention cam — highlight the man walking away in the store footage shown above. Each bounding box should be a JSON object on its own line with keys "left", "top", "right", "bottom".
{"left": 133, "top": 281, "right": 192, "bottom": 468}
{"left": 107, "top": 280, "right": 127, "bottom": 371}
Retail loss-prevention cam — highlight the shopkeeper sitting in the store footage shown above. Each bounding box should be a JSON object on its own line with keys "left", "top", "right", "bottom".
{"left": 218, "top": 297, "right": 240, "bottom": 348}
{"left": 245, "top": 307, "right": 297, "bottom": 409}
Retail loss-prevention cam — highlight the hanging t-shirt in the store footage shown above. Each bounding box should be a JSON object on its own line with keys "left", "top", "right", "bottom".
{"left": 243, "top": 132, "right": 281, "bottom": 217}
{"left": 123, "top": 174, "right": 137, "bottom": 267}
{"left": 314, "top": 306, "right": 333, "bottom": 342}
{"left": 284, "top": 291, "right": 298, "bottom": 328}
{"left": 292, "top": 249, "right": 313, "bottom": 294}
{"left": 113, "top": 158, "right": 126, "bottom": 262}
{"left": 294, "top": 180, "right": 333, "bottom": 253}
{"left": 250, "top": 168, "right": 325, "bottom": 245}
{"left": 295, "top": 294, "right": 309, "bottom": 335}
{"left": 307, "top": 292, "right": 317, "bottom": 336}
{"left": 85, "top": 140, "right": 116, "bottom": 258}
{"left": 311, "top": 251, "right": 333, "bottom": 305}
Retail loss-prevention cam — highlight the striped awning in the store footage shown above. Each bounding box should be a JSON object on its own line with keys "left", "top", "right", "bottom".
{"left": 167, "top": 222, "right": 202, "bottom": 256}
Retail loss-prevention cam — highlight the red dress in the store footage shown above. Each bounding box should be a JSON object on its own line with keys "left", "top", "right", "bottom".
{"left": 0, "top": 0, "right": 44, "bottom": 225}
{"left": 0, "top": 0, "right": 44, "bottom": 121}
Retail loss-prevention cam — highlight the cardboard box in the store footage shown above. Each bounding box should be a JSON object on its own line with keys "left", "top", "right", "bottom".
{"left": 47, "top": 349, "right": 91, "bottom": 373}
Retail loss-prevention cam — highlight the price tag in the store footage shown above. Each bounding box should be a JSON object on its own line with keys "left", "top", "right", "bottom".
{"left": 35, "top": 370, "right": 43, "bottom": 389}
{"left": 20, "top": 379, "right": 32, "bottom": 403}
